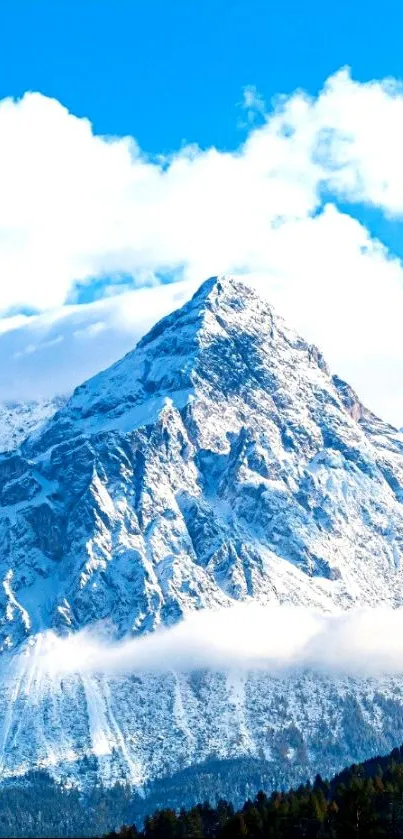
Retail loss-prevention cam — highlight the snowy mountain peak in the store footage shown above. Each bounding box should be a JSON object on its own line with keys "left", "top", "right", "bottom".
{"left": 6, "top": 272, "right": 403, "bottom": 647}
{"left": 2, "top": 276, "right": 403, "bottom": 789}
{"left": 139, "top": 273, "right": 268, "bottom": 342}
{"left": 30, "top": 274, "right": 331, "bottom": 452}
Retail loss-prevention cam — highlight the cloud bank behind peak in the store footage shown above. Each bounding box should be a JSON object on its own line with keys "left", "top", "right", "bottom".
{"left": 1, "top": 69, "right": 403, "bottom": 421}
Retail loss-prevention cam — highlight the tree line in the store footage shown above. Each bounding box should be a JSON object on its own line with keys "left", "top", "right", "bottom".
{"left": 105, "top": 744, "right": 403, "bottom": 838}
{"left": 4, "top": 744, "right": 403, "bottom": 836}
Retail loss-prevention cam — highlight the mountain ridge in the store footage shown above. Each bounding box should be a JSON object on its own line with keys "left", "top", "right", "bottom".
{"left": 0, "top": 396, "right": 66, "bottom": 454}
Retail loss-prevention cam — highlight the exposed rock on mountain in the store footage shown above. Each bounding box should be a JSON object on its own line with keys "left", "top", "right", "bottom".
{"left": 0, "top": 397, "right": 66, "bottom": 453}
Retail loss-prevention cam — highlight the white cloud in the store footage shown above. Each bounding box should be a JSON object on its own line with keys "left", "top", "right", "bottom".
{"left": 1, "top": 70, "right": 403, "bottom": 420}
{"left": 38, "top": 603, "right": 403, "bottom": 679}
{"left": 240, "top": 85, "right": 267, "bottom": 125}
{"left": 311, "top": 70, "right": 403, "bottom": 214}
{"left": 2, "top": 67, "right": 403, "bottom": 313}
{"left": 0, "top": 282, "right": 193, "bottom": 401}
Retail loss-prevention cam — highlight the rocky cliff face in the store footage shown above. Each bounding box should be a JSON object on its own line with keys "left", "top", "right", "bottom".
{"left": 0, "top": 397, "right": 65, "bottom": 454}
{"left": 1, "top": 275, "right": 403, "bottom": 791}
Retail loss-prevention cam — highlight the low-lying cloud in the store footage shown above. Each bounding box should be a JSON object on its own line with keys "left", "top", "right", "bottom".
{"left": 38, "top": 603, "right": 403, "bottom": 680}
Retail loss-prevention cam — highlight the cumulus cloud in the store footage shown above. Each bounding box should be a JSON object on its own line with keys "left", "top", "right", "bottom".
{"left": 1, "top": 69, "right": 403, "bottom": 420}
{"left": 38, "top": 603, "right": 403, "bottom": 680}
{"left": 2, "top": 67, "right": 403, "bottom": 313}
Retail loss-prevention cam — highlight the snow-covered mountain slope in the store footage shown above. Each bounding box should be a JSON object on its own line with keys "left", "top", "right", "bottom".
{"left": 1, "top": 275, "right": 403, "bottom": 791}
{"left": 0, "top": 397, "right": 66, "bottom": 453}
{"left": 3, "top": 656, "right": 403, "bottom": 795}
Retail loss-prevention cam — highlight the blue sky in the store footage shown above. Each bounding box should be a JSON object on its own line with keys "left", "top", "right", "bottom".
{"left": 1, "top": 0, "right": 402, "bottom": 152}
{"left": 0, "top": 1, "right": 403, "bottom": 422}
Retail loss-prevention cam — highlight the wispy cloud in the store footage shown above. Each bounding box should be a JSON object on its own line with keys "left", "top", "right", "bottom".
{"left": 0, "top": 282, "right": 192, "bottom": 400}
{"left": 39, "top": 603, "right": 403, "bottom": 679}
{"left": 239, "top": 85, "right": 267, "bottom": 125}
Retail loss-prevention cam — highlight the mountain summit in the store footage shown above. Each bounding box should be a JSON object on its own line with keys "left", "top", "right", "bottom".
{"left": 29, "top": 274, "right": 330, "bottom": 443}
{"left": 1, "top": 275, "right": 403, "bottom": 789}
